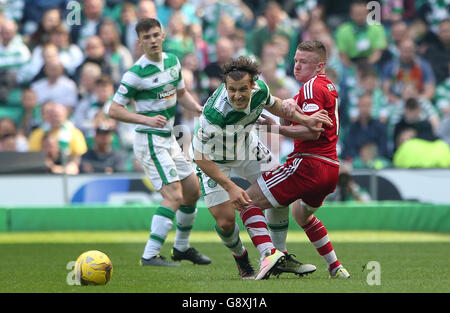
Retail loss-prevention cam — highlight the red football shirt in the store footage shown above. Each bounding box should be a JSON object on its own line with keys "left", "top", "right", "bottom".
{"left": 291, "top": 74, "right": 339, "bottom": 164}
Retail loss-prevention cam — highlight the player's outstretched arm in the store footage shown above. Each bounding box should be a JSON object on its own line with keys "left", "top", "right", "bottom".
{"left": 108, "top": 101, "right": 167, "bottom": 128}
{"left": 267, "top": 97, "right": 332, "bottom": 132}
{"left": 177, "top": 88, "right": 203, "bottom": 115}
{"left": 258, "top": 113, "right": 321, "bottom": 141}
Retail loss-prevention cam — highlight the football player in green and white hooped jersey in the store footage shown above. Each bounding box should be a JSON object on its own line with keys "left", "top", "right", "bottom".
{"left": 191, "top": 56, "right": 333, "bottom": 279}
{"left": 109, "top": 18, "right": 211, "bottom": 267}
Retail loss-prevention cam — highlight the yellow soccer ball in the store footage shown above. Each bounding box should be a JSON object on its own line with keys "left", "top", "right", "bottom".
{"left": 75, "top": 250, "right": 113, "bottom": 285}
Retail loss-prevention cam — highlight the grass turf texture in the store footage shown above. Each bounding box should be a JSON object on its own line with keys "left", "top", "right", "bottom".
{"left": 0, "top": 231, "right": 449, "bottom": 293}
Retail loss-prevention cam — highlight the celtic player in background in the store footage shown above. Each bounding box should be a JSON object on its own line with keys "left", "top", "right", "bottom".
{"left": 192, "top": 56, "right": 332, "bottom": 279}
{"left": 109, "top": 18, "right": 210, "bottom": 266}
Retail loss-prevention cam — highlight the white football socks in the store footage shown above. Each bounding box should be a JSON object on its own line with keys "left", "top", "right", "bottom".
{"left": 142, "top": 206, "right": 175, "bottom": 260}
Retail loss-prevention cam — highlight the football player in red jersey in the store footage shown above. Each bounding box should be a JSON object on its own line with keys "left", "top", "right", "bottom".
{"left": 240, "top": 40, "right": 350, "bottom": 279}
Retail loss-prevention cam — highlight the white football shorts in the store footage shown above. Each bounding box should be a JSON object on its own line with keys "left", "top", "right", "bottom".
{"left": 134, "top": 132, "right": 194, "bottom": 191}
{"left": 196, "top": 135, "right": 278, "bottom": 208}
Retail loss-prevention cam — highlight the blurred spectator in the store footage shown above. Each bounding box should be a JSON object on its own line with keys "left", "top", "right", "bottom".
{"left": 335, "top": 0, "right": 387, "bottom": 67}
{"left": 423, "top": 18, "right": 450, "bottom": 85}
{"left": 315, "top": 33, "right": 343, "bottom": 81}
{"left": 347, "top": 67, "right": 389, "bottom": 123}
{"left": 181, "top": 52, "right": 207, "bottom": 100}
{"left": 260, "top": 59, "right": 299, "bottom": 97}
{"left": 327, "top": 162, "right": 371, "bottom": 202}
{"left": 22, "top": 26, "right": 84, "bottom": 83}
{"left": 41, "top": 132, "right": 79, "bottom": 174}
{"left": 393, "top": 128, "right": 450, "bottom": 168}
{"left": 249, "top": 1, "right": 297, "bottom": 62}
{"left": 28, "top": 102, "right": 87, "bottom": 171}
{"left": 380, "top": 0, "right": 405, "bottom": 24}
{"left": 435, "top": 63, "right": 450, "bottom": 145}
{"left": 119, "top": 1, "right": 139, "bottom": 57}
{"left": 217, "top": 14, "right": 237, "bottom": 39}
{"left": 352, "top": 141, "right": 391, "bottom": 170}
{"left": 27, "top": 8, "right": 62, "bottom": 49}
{"left": 378, "top": 20, "right": 409, "bottom": 68}
{"left": 21, "top": 0, "right": 69, "bottom": 36}
{"left": 98, "top": 18, "right": 134, "bottom": 78}
{"left": 203, "top": 36, "right": 234, "bottom": 96}
{"left": 382, "top": 38, "right": 436, "bottom": 104}
{"left": 0, "top": 0, "right": 25, "bottom": 23}
{"left": 230, "top": 27, "right": 253, "bottom": 60}
{"left": 343, "top": 92, "right": 389, "bottom": 160}
{"left": 393, "top": 97, "right": 437, "bottom": 153}
{"left": 407, "top": 18, "right": 430, "bottom": 53}
{"left": 30, "top": 58, "right": 78, "bottom": 113}
{"left": 70, "top": 0, "right": 105, "bottom": 49}
{"left": 385, "top": 83, "right": 440, "bottom": 146}
{"left": 73, "top": 35, "right": 115, "bottom": 85}
{"left": 186, "top": 23, "right": 209, "bottom": 70}
{"left": 175, "top": 68, "right": 198, "bottom": 155}
{"left": 157, "top": 0, "right": 200, "bottom": 29}
{"left": 0, "top": 133, "right": 18, "bottom": 152}
{"left": 273, "top": 34, "right": 294, "bottom": 74}
{"left": 19, "top": 88, "right": 40, "bottom": 137}
{"left": 74, "top": 75, "right": 115, "bottom": 140}
{"left": 260, "top": 39, "right": 288, "bottom": 79}
{"left": 201, "top": 0, "right": 254, "bottom": 49}
{"left": 48, "top": 25, "right": 84, "bottom": 77}
{"left": 80, "top": 125, "right": 126, "bottom": 174}
{"left": 18, "top": 42, "right": 58, "bottom": 84}
{"left": 0, "top": 19, "right": 31, "bottom": 101}
{"left": 118, "top": 0, "right": 158, "bottom": 60}
{"left": 137, "top": 0, "right": 158, "bottom": 19}
{"left": 416, "top": 0, "right": 450, "bottom": 34}
{"left": 72, "top": 62, "right": 103, "bottom": 134}
{"left": 301, "top": 19, "right": 329, "bottom": 42}
{"left": 0, "top": 117, "right": 28, "bottom": 152}
{"left": 163, "top": 11, "right": 195, "bottom": 62}
{"left": 294, "top": 0, "right": 319, "bottom": 29}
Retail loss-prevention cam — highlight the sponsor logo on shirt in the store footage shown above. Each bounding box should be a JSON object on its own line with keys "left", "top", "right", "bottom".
{"left": 118, "top": 85, "right": 128, "bottom": 94}
{"left": 302, "top": 102, "right": 319, "bottom": 113}
{"left": 158, "top": 85, "right": 176, "bottom": 99}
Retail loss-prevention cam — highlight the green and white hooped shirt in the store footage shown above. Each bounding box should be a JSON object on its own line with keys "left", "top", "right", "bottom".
{"left": 192, "top": 79, "right": 275, "bottom": 162}
{"left": 112, "top": 52, "right": 185, "bottom": 137}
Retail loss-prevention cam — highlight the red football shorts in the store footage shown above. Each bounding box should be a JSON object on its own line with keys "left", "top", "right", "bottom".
{"left": 257, "top": 156, "right": 339, "bottom": 208}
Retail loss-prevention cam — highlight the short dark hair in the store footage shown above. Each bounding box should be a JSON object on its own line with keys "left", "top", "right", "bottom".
{"left": 405, "top": 98, "right": 420, "bottom": 110}
{"left": 95, "top": 75, "right": 113, "bottom": 87}
{"left": 222, "top": 56, "right": 260, "bottom": 83}
{"left": 135, "top": 18, "right": 162, "bottom": 36}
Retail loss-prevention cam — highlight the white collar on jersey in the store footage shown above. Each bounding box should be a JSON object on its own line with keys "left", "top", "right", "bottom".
{"left": 141, "top": 52, "right": 168, "bottom": 70}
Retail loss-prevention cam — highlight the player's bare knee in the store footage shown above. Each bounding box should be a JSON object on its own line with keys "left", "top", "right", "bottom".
{"left": 183, "top": 188, "right": 201, "bottom": 205}
{"left": 292, "top": 200, "right": 317, "bottom": 226}
{"left": 216, "top": 218, "right": 235, "bottom": 234}
{"left": 163, "top": 192, "right": 183, "bottom": 209}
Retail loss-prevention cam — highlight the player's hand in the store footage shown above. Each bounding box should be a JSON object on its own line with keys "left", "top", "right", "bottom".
{"left": 279, "top": 117, "right": 292, "bottom": 126}
{"left": 227, "top": 185, "right": 252, "bottom": 210}
{"left": 146, "top": 115, "right": 167, "bottom": 128}
{"left": 257, "top": 114, "right": 279, "bottom": 133}
{"left": 281, "top": 98, "right": 298, "bottom": 118}
{"left": 306, "top": 110, "right": 333, "bottom": 132}
{"left": 192, "top": 104, "right": 203, "bottom": 116}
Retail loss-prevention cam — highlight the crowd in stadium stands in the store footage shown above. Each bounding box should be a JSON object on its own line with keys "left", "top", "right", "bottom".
{"left": 0, "top": 0, "right": 449, "bottom": 174}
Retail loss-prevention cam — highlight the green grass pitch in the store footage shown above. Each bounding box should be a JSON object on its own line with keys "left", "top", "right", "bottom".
{"left": 0, "top": 230, "right": 449, "bottom": 293}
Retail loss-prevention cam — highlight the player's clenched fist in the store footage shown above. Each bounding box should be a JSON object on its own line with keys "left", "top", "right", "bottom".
{"left": 281, "top": 98, "right": 298, "bottom": 118}
{"left": 146, "top": 115, "right": 167, "bottom": 128}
